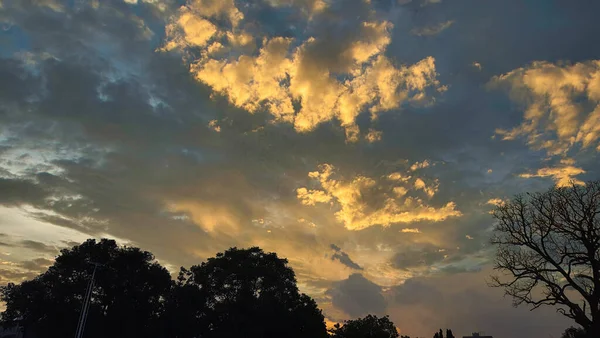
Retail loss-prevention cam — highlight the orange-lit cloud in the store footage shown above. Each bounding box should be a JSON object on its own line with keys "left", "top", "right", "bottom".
{"left": 297, "top": 164, "right": 461, "bottom": 230}
{"left": 485, "top": 198, "right": 505, "bottom": 207}
{"left": 166, "top": 201, "right": 241, "bottom": 233}
{"left": 162, "top": 0, "right": 444, "bottom": 141}
{"left": 489, "top": 60, "right": 600, "bottom": 156}
{"left": 401, "top": 228, "right": 422, "bottom": 233}
{"left": 519, "top": 159, "right": 585, "bottom": 187}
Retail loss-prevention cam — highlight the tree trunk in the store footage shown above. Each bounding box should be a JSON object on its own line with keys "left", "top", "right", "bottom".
{"left": 586, "top": 321, "right": 600, "bottom": 338}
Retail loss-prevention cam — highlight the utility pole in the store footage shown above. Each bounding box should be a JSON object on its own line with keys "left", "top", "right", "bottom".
{"left": 74, "top": 262, "right": 100, "bottom": 338}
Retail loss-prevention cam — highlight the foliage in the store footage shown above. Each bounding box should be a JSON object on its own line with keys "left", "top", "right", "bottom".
{"left": 1, "top": 240, "right": 429, "bottom": 338}
{"left": 490, "top": 181, "right": 600, "bottom": 336}
{"left": 329, "top": 314, "right": 399, "bottom": 338}
{"left": 173, "top": 246, "right": 328, "bottom": 338}
{"left": 561, "top": 326, "right": 588, "bottom": 338}
{"left": 433, "top": 328, "right": 454, "bottom": 338}
{"left": 0, "top": 238, "right": 172, "bottom": 338}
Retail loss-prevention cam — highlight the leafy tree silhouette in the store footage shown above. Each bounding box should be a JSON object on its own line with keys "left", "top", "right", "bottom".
{"left": 0, "top": 238, "right": 172, "bottom": 338}
{"left": 433, "top": 328, "right": 456, "bottom": 338}
{"left": 329, "top": 314, "right": 399, "bottom": 338}
{"left": 561, "top": 326, "right": 588, "bottom": 338}
{"left": 171, "top": 246, "right": 328, "bottom": 338}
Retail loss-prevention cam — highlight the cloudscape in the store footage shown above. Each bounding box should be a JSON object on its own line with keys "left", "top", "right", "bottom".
{"left": 1, "top": 0, "right": 600, "bottom": 337}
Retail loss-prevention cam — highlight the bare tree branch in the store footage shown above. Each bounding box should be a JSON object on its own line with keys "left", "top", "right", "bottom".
{"left": 490, "top": 181, "right": 600, "bottom": 336}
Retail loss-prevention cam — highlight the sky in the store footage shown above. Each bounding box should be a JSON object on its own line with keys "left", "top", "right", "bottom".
{"left": 0, "top": 0, "right": 599, "bottom": 337}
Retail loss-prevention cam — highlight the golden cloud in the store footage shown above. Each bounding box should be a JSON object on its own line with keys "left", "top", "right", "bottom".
{"left": 485, "top": 198, "right": 505, "bottom": 207}
{"left": 208, "top": 119, "right": 221, "bottom": 132}
{"left": 162, "top": 10, "right": 218, "bottom": 51}
{"left": 365, "top": 129, "right": 383, "bottom": 143}
{"left": 166, "top": 201, "right": 241, "bottom": 233}
{"left": 297, "top": 164, "right": 461, "bottom": 230}
{"left": 414, "top": 178, "right": 438, "bottom": 198}
{"left": 519, "top": 159, "right": 585, "bottom": 187}
{"left": 410, "top": 160, "right": 431, "bottom": 171}
{"left": 400, "top": 228, "right": 421, "bottom": 233}
{"left": 162, "top": 0, "right": 444, "bottom": 142}
{"left": 489, "top": 60, "right": 600, "bottom": 157}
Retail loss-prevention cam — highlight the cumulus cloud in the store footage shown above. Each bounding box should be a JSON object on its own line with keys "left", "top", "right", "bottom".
{"left": 161, "top": 0, "right": 444, "bottom": 141}
{"left": 297, "top": 163, "right": 461, "bottom": 230}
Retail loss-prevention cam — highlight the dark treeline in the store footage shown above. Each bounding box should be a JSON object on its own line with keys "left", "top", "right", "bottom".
{"left": 1, "top": 238, "right": 416, "bottom": 338}
{"left": 0, "top": 238, "right": 585, "bottom": 338}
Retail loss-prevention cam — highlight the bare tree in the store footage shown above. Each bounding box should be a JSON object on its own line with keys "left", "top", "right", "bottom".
{"left": 490, "top": 181, "right": 600, "bottom": 337}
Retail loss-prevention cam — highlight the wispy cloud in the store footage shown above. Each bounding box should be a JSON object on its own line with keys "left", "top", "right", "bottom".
{"left": 490, "top": 60, "right": 600, "bottom": 157}
{"left": 411, "top": 20, "right": 455, "bottom": 37}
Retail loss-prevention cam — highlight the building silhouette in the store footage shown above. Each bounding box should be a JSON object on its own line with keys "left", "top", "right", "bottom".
{"left": 463, "top": 332, "right": 493, "bottom": 338}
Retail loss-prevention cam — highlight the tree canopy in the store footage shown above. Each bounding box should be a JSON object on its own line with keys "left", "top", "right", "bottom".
{"left": 328, "top": 314, "right": 399, "bottom": 338}
{"left": 490, "top": 181, "right": 600, "bottom": 338}
{"left": 171, "top": 246, "right": 328, "bottom": 338}
{"left": 433, "top": 328, "right": 454, "bottom": 338}
{"left": 0, "top": 238, "right": 172, "bottom": 338}
{"left": 1, "top": 241, "right": 329, "bottom": 338}
{"left": 561, "top": 326, "right": 587, "bottom": 338}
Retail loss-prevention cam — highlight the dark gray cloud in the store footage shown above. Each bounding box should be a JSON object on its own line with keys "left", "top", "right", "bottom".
{"left": 327, "top": 273, "right": 386, "bottom": 318}
{"left": 330, "top": 244, "right": 363, "bottom": 270}
{"left": 19, "top": 240, "right": 58, "bottom": 254}
{"left": 61, "top": 240, "right": 81, "bottom": 248}
{"left": 18, "top": 257, "right": 53, "bottom": 272}
{"left": 394, "top": 278, "right": 443, "bottom": 306}
{"left": 0, "top": 269, "right": 37, "bottom": 283}
{"left": 392, "top": 244, "right": 446, "bottom": 270}
{"left": 0, "top": 178, "right": 49, "bottom": 206}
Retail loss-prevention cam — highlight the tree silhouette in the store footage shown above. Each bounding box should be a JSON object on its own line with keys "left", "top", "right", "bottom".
{"left": 329, "top": 314, "right": 399, "bottom": 338}
{"left": 562, "top": 326, "right": 587, "bottom": 338}
{"left": 0, "top": 238, "right": 172, "bottom": 338}
{"left": 490, "top": 181, "right": 600, "bottom": 337}
{"left": 174, "top": 246, "right": 328, "bottom": 338}
{"left": 446, "top": 329, "right": 455, "bottom": 338}
{"left": 160, "top": 267, "right": 206, "bottom": 338}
